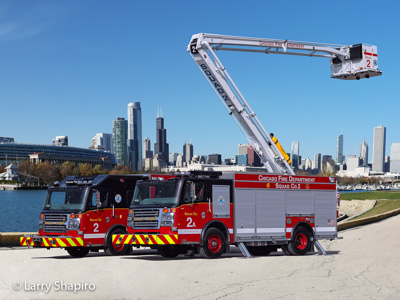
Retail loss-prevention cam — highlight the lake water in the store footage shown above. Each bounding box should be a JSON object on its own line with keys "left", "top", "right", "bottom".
{"left": 0, "top": 190, "right": 47, "bottom": 232}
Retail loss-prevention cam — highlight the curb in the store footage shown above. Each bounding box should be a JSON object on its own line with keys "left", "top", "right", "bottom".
{"left": 0, "top": 232, "right": 37, "bottom": 247}
{"left": 338, "top": 208, "right": 400, "bottom": 231}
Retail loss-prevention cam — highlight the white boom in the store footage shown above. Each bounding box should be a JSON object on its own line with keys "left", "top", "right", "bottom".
{"left": 187, "top": 33, "right": 381, "bottom": 174}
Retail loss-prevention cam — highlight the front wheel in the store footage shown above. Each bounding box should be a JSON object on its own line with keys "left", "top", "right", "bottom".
{"left": 104, "top": 228, "right": 129, "bottom": 256}
{"left": 287, "top": 227, "right": 311, "bottom": 256}
{"left": 66, "top": 247, "right": 89, "bottom": 258}
{"left": 199, "top": 228, "right": 226, "bottom": 259}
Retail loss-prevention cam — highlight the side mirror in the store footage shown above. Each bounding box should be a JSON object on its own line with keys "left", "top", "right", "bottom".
{"left": 95, "top": 190, "right": 101, "bottom": 209}
{"left": 190, "top": 182, "right": 196, "bottom": 203}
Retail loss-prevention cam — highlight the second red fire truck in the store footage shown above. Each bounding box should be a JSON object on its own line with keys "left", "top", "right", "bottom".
{"left": 113, "top": 171, "right": 339, "bottom": 258}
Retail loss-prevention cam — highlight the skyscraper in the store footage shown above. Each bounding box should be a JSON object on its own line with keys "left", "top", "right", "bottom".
{"left": 247, "top": 147, "right": 262, "bottom": 167}
{"left": 113, "top": 117, "right": 128, "bottom": 166}
{"left": 291, "top": 141, "right": 299, "bottom": 170}
{"left": 360, "top": 139, "right": 368, "bottom": 166}
{"left": 91, "top": 133, "right": 114, "bottom": 153}
{"left": 372, "top": 126, "right": 386, "bottom": 172}
{"left": 390, "top": 143, "right": 400, "bottom": 173}
{"left": 154, "top": 108, "right": 169, "bottom": 163}
{"left": 183, "top": 142, "right": 194, "bottom": 165}
{"left": 127, "top": 102, "right": 142, "bottom": 171}
{"left": 238, "top": 144, "right": 250, "bottom": 155}
{"left": 336, "top": 134, "right": 345, "bottom": 165}
{"left": 314, "top": 153, "right": 321, "bottom": 172}
{"left": 322, "top": 155, "right": 332, "bottom": 169}
{"left": 143, "top": 137, "right": 153, "bottom": 159}
{"left": 207, "top": 154, "right": 222, "bottom": 164}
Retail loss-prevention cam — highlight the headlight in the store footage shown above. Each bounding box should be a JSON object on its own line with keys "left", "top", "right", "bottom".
{"left": 38, "top": 217, "right": 44, "bottom": 230}
{"left": 161, "top": 213, "right": 174, "bottom": 227}
{"left": 127, "top": 210, "right": 133, "bottom": 228}
{"left": 68, "top": 218, "right": 81, "bottom": 231}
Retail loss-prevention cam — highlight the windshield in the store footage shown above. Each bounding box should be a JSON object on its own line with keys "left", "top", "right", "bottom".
{"left": 132, "top": 181, "right": 179, "bottom": 206}
{"left": 43, "top": 188, "right": 88, "bottom": 211}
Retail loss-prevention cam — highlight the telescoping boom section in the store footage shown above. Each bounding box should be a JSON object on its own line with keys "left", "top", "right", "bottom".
{"left": 187, "top": 33, "right": 381, "bottom": 174}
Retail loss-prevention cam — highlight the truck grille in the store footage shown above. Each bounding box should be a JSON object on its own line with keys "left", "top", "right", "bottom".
{"left": 133, "top": 209, "right": 160, "bottom": 229}
{"left": 44, "top": 214, "right": 68, "bottom": 233}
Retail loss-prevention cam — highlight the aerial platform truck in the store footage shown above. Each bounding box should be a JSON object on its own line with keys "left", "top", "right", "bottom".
{"left": 20, "top": 174, "right": 172, "bottom": 257}
{"left": 112, "top": 33, "right": 381, "bottom": 258}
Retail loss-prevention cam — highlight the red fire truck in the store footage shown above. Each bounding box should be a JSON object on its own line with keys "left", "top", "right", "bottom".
{"left": 113, "top": 171, "right": 339, "bottom": 258}
{"left": 20, "top": 174, "right": 171, "bottom": 257}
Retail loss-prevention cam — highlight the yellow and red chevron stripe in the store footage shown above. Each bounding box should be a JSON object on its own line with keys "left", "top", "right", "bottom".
{"left": 112, "top": 234, "right": 178, "bottom": 246}
{"left": 20, "top": 236, "right": 84, "bottom": 247}
{"left": 20, "top": 237, "right": 36, "bottom": 247}
{"left": 42, "top": 237, "right": 84, "bottom": 247}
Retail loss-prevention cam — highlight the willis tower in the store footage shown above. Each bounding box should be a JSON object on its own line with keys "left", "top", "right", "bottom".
{"left": 154, "top": 107, "right": 169, "bottom": 163}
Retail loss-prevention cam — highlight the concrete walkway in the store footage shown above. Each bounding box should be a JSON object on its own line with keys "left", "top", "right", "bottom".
{"left": 1, "top": 215, "right": 399, "bottom": 299}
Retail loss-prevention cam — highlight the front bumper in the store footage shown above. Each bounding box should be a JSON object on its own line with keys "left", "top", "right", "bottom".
{"left": 112, "top": 234, "right": 178, "bottom": 246}
{"left": 20, "top": 235, "right": 84, "bottom": 248}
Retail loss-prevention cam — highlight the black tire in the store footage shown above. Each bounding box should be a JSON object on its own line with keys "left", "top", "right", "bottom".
{"left": 157, "top": 245, "right": 181, "bottom": 258}
{"left": 281, "top": 244, "right": 291, "bottom": 256}
{"left": 247, "top": 246, "right": 273, "bottom": 256}
{"left": 66, "top": 247, "right": 90, "bottom": 258}
{"left": 104, "top": 228, "right": 129, "bottom": 256}
{"left": 199, "top": 228, "right": 226, "bottom": 259}
{"left": 287, "top": 227, "right": 311, "bottom": 256}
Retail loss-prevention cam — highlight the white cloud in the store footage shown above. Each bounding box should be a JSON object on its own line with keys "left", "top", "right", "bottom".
{"left": 0, "top": 2, "right": 70, "bottom": 42}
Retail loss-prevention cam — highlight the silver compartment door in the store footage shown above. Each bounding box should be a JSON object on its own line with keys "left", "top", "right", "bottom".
{"left": 234, "top": 189, "right": 256, "bottom": 239}
{"left": 314, "top": 191, "right": 337, "bottom": 237}
{"left": 255, "top": 190, "right": 285, "bottom": 237}
{"left": 212, "top": 185, "right": 230, "bottom": 218}
{"left": 285, "top": 190, "right": 314, "bottom": 215}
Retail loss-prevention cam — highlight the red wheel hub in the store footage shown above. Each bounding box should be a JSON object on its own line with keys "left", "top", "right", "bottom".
{"left": 113, "top": 242, "right": 124, "bottom": 252}
{"left": 295, "top": 232, "right": 307, "bottom": 250}
{"left": 208, "top": 235, "right": 222, "bottom": 253}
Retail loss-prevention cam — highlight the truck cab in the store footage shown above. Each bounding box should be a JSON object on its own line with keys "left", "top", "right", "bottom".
{"left": 126, "top": 171, "right": 233, "bottom": 258}
{"left": 23, "top": 175, "right": 149, "bottom": 257}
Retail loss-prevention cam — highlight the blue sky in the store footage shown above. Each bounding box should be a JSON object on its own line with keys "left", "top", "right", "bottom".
{"left": 0, "top": 1, "right": 398, "bottom": 163}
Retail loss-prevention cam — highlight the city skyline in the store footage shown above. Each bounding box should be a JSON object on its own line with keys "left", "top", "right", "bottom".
{"left": 2, "top": 111, "right": 396, "bottom": 169}
{"left": 0, "top": 2, "right": 397, "bottom": 161}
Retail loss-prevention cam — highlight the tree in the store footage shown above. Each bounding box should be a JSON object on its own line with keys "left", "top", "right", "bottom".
{"left": 18, "top": 160, "right": 37, "bottom": 177}
{"left": 78, "top": 163, "right": 93, "bottom": 176}
{"left": 60, "top": 161, "right": 76, "bottom": 179}
{"left": 109, "top": 165, "right": 133, "bottom": 175}
{"left": 92, "top": 164, "right": 107, "bottom": 175}
{"left": 36, "top": 161, "right": 61, "bottom": 185}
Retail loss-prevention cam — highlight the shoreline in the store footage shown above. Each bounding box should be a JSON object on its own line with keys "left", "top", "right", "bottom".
{"left": 0, "top": 185, "right": 47, "bottom": 191}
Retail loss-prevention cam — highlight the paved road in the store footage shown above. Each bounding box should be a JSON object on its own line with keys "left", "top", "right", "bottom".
{"left": 1, "top": 215, "right": 400, "bottom": 300}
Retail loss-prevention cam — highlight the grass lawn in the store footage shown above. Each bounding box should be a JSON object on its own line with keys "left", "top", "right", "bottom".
{"left": 340, "top": 190, "right": 400, "bottom": 220}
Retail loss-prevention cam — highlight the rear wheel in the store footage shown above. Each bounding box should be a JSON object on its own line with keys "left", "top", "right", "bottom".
{"left": 104, "top": 228, "right": 129, "bottom": 256}
{"left": 199, "top": 228, "right": 226, "bottom": 259}
{"left": 157, "top": 245, "right": 181, "bottom": 258}
{"left": 287, "top": 227, "right": 311, "bottom": 256}
{"left": 66, "top": 247, "right": 89, "bottom": 258}
{"left": 247, "top": 246, "right": 273, "bottom": 256}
